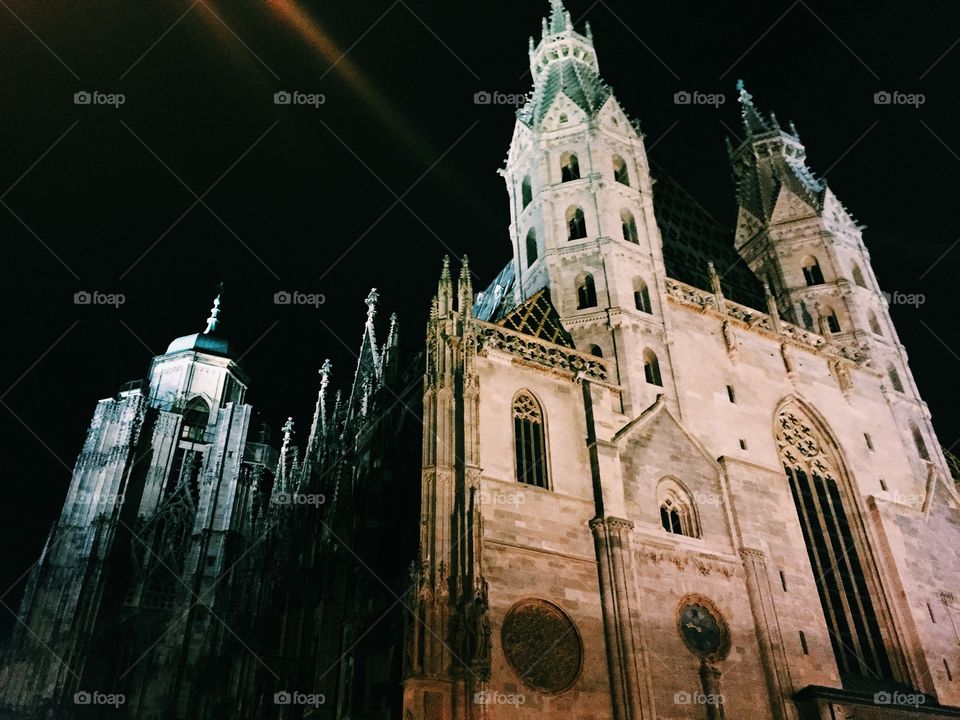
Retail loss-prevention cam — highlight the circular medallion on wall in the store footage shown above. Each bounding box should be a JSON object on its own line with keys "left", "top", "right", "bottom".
{"left": 676, "top": 594, "right": 730, "bottom": 662}
{"left": 501, "top": 598, "right": 583, "bottom": 694}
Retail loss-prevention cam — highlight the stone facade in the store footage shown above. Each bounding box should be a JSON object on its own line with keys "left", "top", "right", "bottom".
{"left": 402, "top": 2, "right": 960, "bottom": 719}
{"left": 2, "top": 2, "right": 959, "bottom": 719}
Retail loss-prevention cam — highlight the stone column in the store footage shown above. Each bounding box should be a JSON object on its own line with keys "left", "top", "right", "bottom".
{"left": 591, "top": 516, "right": 651, "bottom": 720}
{"left": 740, "top": 547, "right": 794, "bottom": 720}
{"left": 699, "top": 661, "right": 725, "bottom": 720}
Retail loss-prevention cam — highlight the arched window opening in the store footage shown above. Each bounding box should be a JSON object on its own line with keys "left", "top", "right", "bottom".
{"left": 821, "top": 306, "right": 841, "bottom": 334}
{"left": 802, "top": 256, "right": 825, "bottom": 286}
{"left": 566, "top": 206, "right": 587, "bottom": 240}
{"left": 521, "top": 176, "right": 533, "bottom": 209}
{"left": 658, "top": 479, "right": 699, "bottom": 538}
{"left": 525, "top": 229, "right": 538, "bottom": 267}
{"left": 588, "top": 344, "right": 603, "bottom": 358}
{"left": 633, "top": 278, "right": 652, "bottom": 314}
{"left": 868, "top": 312, "right": 883, "bottom": 336}
{"left": 181, "top": 397, "right": 210, "bottom": 442}
{"left": 620, "top": 209, "right": 639, "bottom": 244}
{"left": 576, "top": 273, "right": 597, "bottom": 309}
{"left": 613, "top": 155, "right": 630, "bottom": 186}
{"left": 776, "top": 408, "right": 896, "bottom": 685}
{"left": 514, "top": 391, "right": 549, "bottom": 489}
{"left": 643, "top": 349, "right": 662, "bottom": 386}
{"left": 912, "top": 424, "right": 930, "bottom": 461}
{"left": 852, "top": 264, "right": 867, "bottom": 288}
{"left": 888, "top": 366, "right": 904, "bottom": 393}
{"left": 560, "top": 152, "right": 580, "bottom": 182}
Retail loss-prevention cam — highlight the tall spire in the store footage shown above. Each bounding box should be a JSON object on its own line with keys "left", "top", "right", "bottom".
{"left": 203, "top": 282, "right": 223, "bottom": 335}
{"left": 736, "top": 80, "right": 772, "bottom": 137}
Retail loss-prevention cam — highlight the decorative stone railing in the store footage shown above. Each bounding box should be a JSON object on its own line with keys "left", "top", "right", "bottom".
{"left": 474, "top": 321, "right": 608, "bottom": 382}
{"left": 664, "top": 278, "right": 865, "bottom": 363}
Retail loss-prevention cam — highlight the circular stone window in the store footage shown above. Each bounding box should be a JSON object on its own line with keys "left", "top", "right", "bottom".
{"left": 501, "top": 599, "right": 583, "bottom": 693}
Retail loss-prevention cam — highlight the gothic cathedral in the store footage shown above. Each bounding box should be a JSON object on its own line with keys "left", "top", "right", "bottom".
{"left": 2, "top": 2, "right": 960, "bottom": 719}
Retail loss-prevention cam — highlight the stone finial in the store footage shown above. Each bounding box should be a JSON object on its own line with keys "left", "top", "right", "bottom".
{"left": 458, "top": 255, "right": 474, "bottom": 315}
{"left": 320, "top": 358, "right": 332, "bottom": 390}
{"left": 281, "top": 417, "right": 295, "bottom": 444}
{"left": 386, "top": 313, "right": 399, "bottom": 348}
{"left": 708, "top": 261, "right": 723, "bottom": 296}
{"left": 203, "top": 283, "right": 224, "bottom": 335}
{"left": 365, "top": 288, "right": 379, "bottom": 326}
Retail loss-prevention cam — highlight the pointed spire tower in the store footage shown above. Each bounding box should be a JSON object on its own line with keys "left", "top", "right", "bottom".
{"left": 502, "top": 0, "right": 672, "bottom": 415}
{"left": 730, "top": 80, "right": 824, "bottom": 239}
{"left": 728, "top": 81, "right": 938, "bottom": 483}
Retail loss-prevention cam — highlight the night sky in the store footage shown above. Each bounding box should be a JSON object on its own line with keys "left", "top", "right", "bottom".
{"left": 2, "top": 0, "right": 959, "bottom": 631}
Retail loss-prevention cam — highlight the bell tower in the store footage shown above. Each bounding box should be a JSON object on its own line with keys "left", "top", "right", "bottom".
{"left": 500, "top": 0, "right": 673, "bottom": 415}
{"left": 730, "top": 81, "right": 946, "bottom": 484}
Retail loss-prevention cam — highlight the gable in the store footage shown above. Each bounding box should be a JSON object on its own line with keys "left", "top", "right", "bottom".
{"left": 596, "top": 97, "right": 636, "bottom": 136}
{"left": 770, "top": 184, "right": 819, "bottom": 224}
{"left": 540, "top": 91, "right": 589, "bottom": 131}
{"left": 613, "top": 398, "right": 733, "bottom": 545}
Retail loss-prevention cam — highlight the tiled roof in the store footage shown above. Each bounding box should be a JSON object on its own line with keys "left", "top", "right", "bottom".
{"left": 517, "top": 59, "right": 612, "bottom": 128}
{"left": 653, "top": 169, "right": 767, "bottom": 311}
{"left": 497, "top": 289, "right": 573, "bottom": 347}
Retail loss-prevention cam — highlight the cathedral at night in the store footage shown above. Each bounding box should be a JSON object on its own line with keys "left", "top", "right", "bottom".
{"left": 2, "top": 2, "right": 960, "bottom": 719}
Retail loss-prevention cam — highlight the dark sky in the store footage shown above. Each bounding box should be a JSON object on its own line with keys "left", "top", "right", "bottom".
{"left": 2, "top": 0, "right": 959, "bottom": 628}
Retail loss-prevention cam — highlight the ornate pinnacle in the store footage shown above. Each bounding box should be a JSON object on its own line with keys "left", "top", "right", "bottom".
{"left": 736, "top": 79, "right": 772, "bottom": 137}
{"left": 281, "top": 417, "right": 295, "bottom": 446}
{"left": 708, "top": 261, "right": 723, "bottom": 297}
{"left": 458, "top": 256, "right": 474, "bottom": 316}
{"left": 386, "top": 313, "right": 399, "bottom": 348}
{"left": 548, "top": 0, "right": 568, "bottom": 34}
{"left": 310, "top": 359, "right": 333, "bottom": 446}
{"left": 365, "top": 288, "right": 379, "bottom": 326}
{"left": 320, "top": 358, "right": 332, "bottom": 391}
{"left": 203, "top": 283, "right": 224, "bottom": 335}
